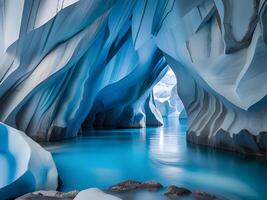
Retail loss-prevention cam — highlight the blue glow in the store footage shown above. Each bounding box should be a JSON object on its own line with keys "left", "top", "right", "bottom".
{"left": 46, "top": 118, "right": 267, "bottom": 200}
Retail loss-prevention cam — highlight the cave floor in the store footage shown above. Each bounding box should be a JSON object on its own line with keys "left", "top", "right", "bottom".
{"left": 44, "top": 117, "right": 267, "bottom": 200}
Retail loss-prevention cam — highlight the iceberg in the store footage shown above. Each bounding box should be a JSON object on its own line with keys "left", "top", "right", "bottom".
{"left": 0, "top": 123, "right": 58, "bottom": 199}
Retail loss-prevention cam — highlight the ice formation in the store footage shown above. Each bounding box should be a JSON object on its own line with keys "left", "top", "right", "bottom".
{"left": 74, "top": 188, "right": 122, "bottom": 200}
{"left": 0, "top": 123, "right": 58, "bottom": 199}
{"left": 153, "top": 66, "right": 184, "bottom": 117}
{"left": 0, "top": 0, "right": 267, "bottom": 155}
{"left": 0, "top": 0, "right": 167, "bottom": 141}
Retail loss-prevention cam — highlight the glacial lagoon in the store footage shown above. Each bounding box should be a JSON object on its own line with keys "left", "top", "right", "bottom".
{"left": 45, "top": 118, "right": 267, "bottom": 200}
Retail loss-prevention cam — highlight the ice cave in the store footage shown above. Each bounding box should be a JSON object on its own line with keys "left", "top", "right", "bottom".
{"left": 0, "top": 0, "right": 267, "bottom": 199}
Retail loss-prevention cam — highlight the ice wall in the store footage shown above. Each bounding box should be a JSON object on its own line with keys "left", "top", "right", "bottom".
{"left": 0, "top": 123, "right": 58, "bottom": 199}
{"left": 0, "top": 0, "right": 165, "bottom": 141}
{"left": 157, "top": 0, "right": 267, "bottom": 155}
{"left": 1, "top": 0, "right": 267, "bottom": 155}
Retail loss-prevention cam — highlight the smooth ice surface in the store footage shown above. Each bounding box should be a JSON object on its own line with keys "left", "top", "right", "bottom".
{"left": 74, "top": 188, "right": 122, "bottom": 200}
{"left": 46, "top": 118, "right": 267, "bottom": 200}
{"left": 0, "top": 123, "right": 58, "bottom": 199}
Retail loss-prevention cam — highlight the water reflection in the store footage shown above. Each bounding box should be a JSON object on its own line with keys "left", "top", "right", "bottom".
{"left": 149, "top": 126, "right": 187, "bottom": 165}
{"left": 45, "top": 118, "right": 267, "bottom": 200}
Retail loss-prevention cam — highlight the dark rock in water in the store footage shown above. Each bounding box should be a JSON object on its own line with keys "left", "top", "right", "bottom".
{"left": 16, "top": 184, "right": 225, "bottom": 200}
{"left": 165, "top": 186, "right": 220, "bottom": 200}
{"left": 16, "top": 190, "right": 79, "bottom": 200}
{"left": 212, "top": 129, "right": 236, "bottom": 151}
{"left": 108, "top": 180, "right": 163, "bottom": 192}
{"left": 108, "top": 180, "right": 141, "bottom": 192}
{"left": 140, "top": 180, "right": 163, "bottom": 190}
{"left": 192, "top": 191, "right": 217, "bottom": 200}
{"left": 48, "top": 126, "right": 67, "bottom": 141}
{"left": 164, "top": 185, "right": 191, "bottom": 196}
{"left": 187, "top": 130, "right": 209, "bottom": 147}
{"left": 233, "top": 130, "right": 259, "bottom": 154}
{"left": 57, "top": 176, "right": 63, "bottom": 191}
{"left": 257, "top": 132, "right": 267, "bottom": 153}
{"left": 58, "top": 191, "right": 79, "bottom": 198}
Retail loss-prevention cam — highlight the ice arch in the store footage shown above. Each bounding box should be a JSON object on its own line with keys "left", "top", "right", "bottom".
{"left": 0, "top": 0, "right": 267, "bottom": 155}
{"left": 153, "top": 66, "right": 184, "bottom": 117}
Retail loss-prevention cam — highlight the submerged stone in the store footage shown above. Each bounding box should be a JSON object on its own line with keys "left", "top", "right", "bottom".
{"left": 192, "top": 191, "right": 217, "bottom": 200}
{"left": 257, "top": 132, "right": 267, "bottom": 153}
{"left": 139, "top": 180, "right": 163, "bottom": 190}
{"left": 16, "top": 190, "right": 79, "bottom": 200}
{"left": 233, "top": 130, "right": 260, "bottom": 155}
{"left": 164, "top": 185, "right": 191, "bottom": 196}
{"left": 108, "top": 180, "right": 141, "bottom": 192}
{"left": 108, "top": 180, "right": 163, "bottom": 192}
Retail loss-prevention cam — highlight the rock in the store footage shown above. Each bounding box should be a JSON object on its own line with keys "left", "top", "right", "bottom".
{"left": 233, "top": 130, "right": 260, "bottom": 154}
{"left": 57, "top": 176, "right": 63, "bottom": 191}
{"left": 74, "top": 188, "right": 122, "bottom": 200}
{"left": 140, "top": 180, "right": 163, "bottom": 190}
{"left": 16, "top": 185, "right": 225, "bottom": 200}
{"left": 16, "top": 190, "right": 79, "bottom": 200}
{"left": 108, "top": 180, "right": 163, "bottom": 192}
{"left": 108, "top": 180, "right": 141, "bottom": 192}
{"left": 257, "top": 132, "right": 267, "bottom": 153}
{"left": 212, "top": 129, "right": 236, "bottom": 152}
{"left": 60, "top": 191, "right": 80, "bottom": 198}
{"left": 165, "top": 186, "right": 219, "bottom": 199}
{"left": 192, "top": 191, "right": 217, "bottom": 200}
{"left": 164, "top": 185, "right": 191, "bottom": 196}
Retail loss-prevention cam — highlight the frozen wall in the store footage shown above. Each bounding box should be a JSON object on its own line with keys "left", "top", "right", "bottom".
{"left": 0, "top": 123, "right": 58, "bottom": 199}
{"left": 1, "top": 0, "right": 267, "bottom": 155}
{"left": 157, "top": 0, "right": 267, "bottom": 155}
{"left": 0, "top": 0, "right": 165, "bottom": 141}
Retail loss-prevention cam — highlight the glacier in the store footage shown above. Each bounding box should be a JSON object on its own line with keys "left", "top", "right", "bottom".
{"left": 1, "top": 0, "right": 267, "bottom": 197}
{"left": 0, "top": 123, "right": 58, "bottom": 199}
{"left": 0, "top": 0, "right": 267, "bottom": 163}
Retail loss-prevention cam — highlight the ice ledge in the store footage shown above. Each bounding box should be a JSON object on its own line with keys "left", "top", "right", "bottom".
{"left": 0, "top": 123, "right": 58, "bottom": 199}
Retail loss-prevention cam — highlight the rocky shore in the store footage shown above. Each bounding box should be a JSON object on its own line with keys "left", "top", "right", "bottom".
{"left": 16, "top": 180, "right": 228, "bottom": 200}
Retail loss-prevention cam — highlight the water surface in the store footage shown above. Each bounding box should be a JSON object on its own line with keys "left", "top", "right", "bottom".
{"left": 45, "top": 118, "right": 267, "bottom": 200}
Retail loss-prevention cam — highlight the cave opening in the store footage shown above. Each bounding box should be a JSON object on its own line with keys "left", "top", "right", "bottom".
{"left": 153, "top": 66, "right": 186, "bottom": 121}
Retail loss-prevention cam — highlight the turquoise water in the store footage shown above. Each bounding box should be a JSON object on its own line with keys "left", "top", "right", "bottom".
{"left": 46, "top": 118, "right": 267, "bottom": 200}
